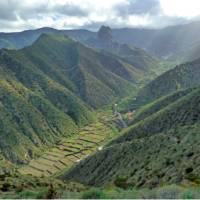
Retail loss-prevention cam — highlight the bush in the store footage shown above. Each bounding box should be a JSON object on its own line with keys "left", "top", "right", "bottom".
{"left": 45, "top": 184, "right": 58, "bottom": 199}
{"left": 82, "top": 188, "right": 107, "bottom": 199}
{"left": 114, "top": 176, "right": 130, "bottom": 189}
{"left": 18, "top": 188, "right": 48, "bottom": 199}
{"left": 156, "top": 185, "right": 182, "bottom": 199}
{"left": 181, "top": 188, "right": 200, "bottom": 199}
{"left": 185, "top": 173, "right": 200, "bottom": 184}
{"left": 106, "top": 188, "right": 141, "bottom": 199}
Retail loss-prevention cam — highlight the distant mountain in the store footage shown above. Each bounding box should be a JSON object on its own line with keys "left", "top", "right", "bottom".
{"left": 0, "top": 26, "right": 170, "bottom": 81}
{"left": 0, "top": 34, "right": 153, "bottom": 163}
{"left": 62, "top": 86, "right": 200, "bottom": 187}
{"left": 2, "top": 21, "right": 200, "bottom": 61}
{"left": 112, "top": 21, "right": 200, "bottom": 59}
{"left": 0, "top": 26, "right": 171, "bottom": 82}
{"left": 172, "top": 41, "right": 200, "bottom": 63}
{"left": 0, "top": 27, "right": 58, "bottom": 49}
{"left": 86, "top": 26, "right": 169, "bottom": 78}
{"left": 0, "top": 27, "right": 95, "bottom": 49}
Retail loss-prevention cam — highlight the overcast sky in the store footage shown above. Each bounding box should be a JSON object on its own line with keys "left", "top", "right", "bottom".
{"left": 1, "top": 0, "right": 200, "bottom": 32}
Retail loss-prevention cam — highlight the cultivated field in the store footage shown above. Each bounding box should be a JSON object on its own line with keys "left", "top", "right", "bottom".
{"left": 18, "top": 121, "right": 115, "bottom": 177}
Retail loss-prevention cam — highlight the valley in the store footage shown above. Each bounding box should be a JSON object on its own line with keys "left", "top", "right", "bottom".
{"left": 1, "top": 15, "right": 200, "bottom": 198}
{"left": 18, "top": 110, "right": 119, "bottom": 177}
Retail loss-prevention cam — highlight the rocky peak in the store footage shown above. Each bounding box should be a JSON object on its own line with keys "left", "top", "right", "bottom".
{"left": 97, "top": 26, "right": 113, "bottom": 40}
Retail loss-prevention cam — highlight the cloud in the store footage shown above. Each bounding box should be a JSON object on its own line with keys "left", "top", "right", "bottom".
{"left": 115, "top": 0, "right": 161, "bottom": 18}
{"left": 0, "top": 0, "right": 199, "bottom": 32}
{"left": 0, "top": 0, "right": 19, "bottom": 21}
{"left": 53, "top": 3, "right": 89, "bottom": 17}
{"left": 18, "top": 1, "right": 89, "bottom": 20}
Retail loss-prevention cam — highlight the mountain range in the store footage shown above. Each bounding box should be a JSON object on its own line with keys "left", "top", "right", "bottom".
{"left": 0, "top": 32, "right": 166, "bottom": 163}
{"left": 60, "top": 51, "right": 200, "bottom": 188}
{"left": 1, "top": 21, "right": 200, "bottom": 199}
{"left": 1, "top": 21, "right": 200, "bottom": 62}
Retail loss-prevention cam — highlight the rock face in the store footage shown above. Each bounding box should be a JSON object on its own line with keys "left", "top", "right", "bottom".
{"left": 97, "top": 26, "right": 113, "bottom": 41}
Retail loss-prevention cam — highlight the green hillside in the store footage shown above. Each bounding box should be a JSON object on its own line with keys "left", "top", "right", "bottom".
{"left": 133, "top": 88, "right": 196, "bottom": 123}
{"left": 0, "top": 33, "right": 151, "bottom": 164}
{"left": 130, "top": 58, "right": 200, "bottom": 108}
{"left": 20, "top": 34, "right": 140, "bottom": 108}
{"left": 62, "top": 123, "right": 200, "bottom": 187}
{"left": 110, "top": 87, "right": 200, "bottom": 145}
{"left": 61, "top": 87, "right": 200, "bottom": 187}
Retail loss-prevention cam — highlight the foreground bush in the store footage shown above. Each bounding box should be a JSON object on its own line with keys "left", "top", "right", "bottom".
{"left": 82, "top": 188, "right": 107, "bottom": 199}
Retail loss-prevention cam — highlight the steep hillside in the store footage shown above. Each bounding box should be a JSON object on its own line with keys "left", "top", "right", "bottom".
{"left": 133, "top": 88, "right": 195, "bottom": 123}
{"left": 110, "top": 87, "right": 200, "bottom": 145}
{"left": 0, "top": 33, "right": 148, "bottom": 163}
{"left": 0, "top": 53, "right": 94, "bottom": 163}
{"left": 61, "top": 87, "right": 200, "bottom": 187}
{"left": 132, "top": 58, "right": 200, "bottom": 108}
{"left": 63, "top": 124, "right": 200, "bottom": 187}
{"left": 21, "top": 34, "right": 139, "bottom": 108}
{"left": 86, "top": 26, "right": 167, "bottom": 77}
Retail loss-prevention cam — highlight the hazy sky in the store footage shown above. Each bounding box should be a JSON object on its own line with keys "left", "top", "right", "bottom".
{"left": 1, "top": 0, "right": 200, "bottom": 32}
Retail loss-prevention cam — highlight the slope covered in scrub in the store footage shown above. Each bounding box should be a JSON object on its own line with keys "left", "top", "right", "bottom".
{"left": 133, "top": 88, "right": 196, "bottom": 123}
{"left": 0, "top": 33, "right": 152, "bottom": 163}
{"left": 20, "top": 34, "right": 140, "bottom": 108}
{"left": 61, "top": 86, "right": 200, "bottom": 187}
{"left": 0, "top": 77, "right": 85, "bottom": 163}
{"left": 63, "top": 124, "right": 200, "bottom": 187}
{"left": 110, "top": 87, "right": 200, "bottom": 145}
{"left": 131, "top": 58, "right": 200, "bottom": 108}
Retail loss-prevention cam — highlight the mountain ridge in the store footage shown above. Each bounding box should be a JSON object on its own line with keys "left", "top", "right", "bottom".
{"left": 1, "top": 21, "right": 200, "bottom": 62}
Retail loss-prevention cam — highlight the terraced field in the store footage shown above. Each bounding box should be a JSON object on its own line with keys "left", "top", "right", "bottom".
{"left": 18, "top": 121, "right": 116, "bottom": 177}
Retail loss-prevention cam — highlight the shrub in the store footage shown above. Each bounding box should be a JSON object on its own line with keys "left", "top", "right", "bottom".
{"left": 185, "top": 173, "right": 200, "bottom": 184}
{"left": 156, "top": 185, "right": 182, "bottom": 199}
{"left": 107, "top": 188, "right": 141, "bottom": 199}
{"left": 45, "top": 184, "right": 58, "bottom": 199}
{"left": 18, "top": 188, "right": 48, "bottom": 199}
{"left": 114, "top": 176, "right": 129, "bottom": 189}
{"left": 82, "top": 188, "right": 107, "bottom": 199}
{"left": 1, "top": 182, "right": 11, "bottom": 192}
{"left": 181, "top": 188, "right": 200, "bottom": 199}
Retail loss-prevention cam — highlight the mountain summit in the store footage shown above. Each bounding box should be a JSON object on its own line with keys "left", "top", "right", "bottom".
{"left": 97, "top": 26, "right": 113, "bottom": 41}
